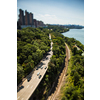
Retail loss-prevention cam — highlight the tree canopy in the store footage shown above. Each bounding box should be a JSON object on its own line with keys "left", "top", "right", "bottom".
{"left": 17, "top": 27, "right": 50, "bottom": 84}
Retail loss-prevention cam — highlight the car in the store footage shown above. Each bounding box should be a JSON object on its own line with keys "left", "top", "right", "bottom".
{"left": 27, "top": 77, "right": 31, "bottom": 82}
{"left": 36, "top": 67, "right": 38, "bottom": 70}
{"left": 38, "top": 65, "right": 40, "bottom": 68}
{"left": 37, "top": 72, "right": 40, "bottom": 76}
{"left": 41, "top": 66, "right": 43, "bottom": 69}
{"left": 46, "top": 57, "right": 48, "bottom": 60}
{"left": 40, "top": 62, "right": 43, "bottom": 66}
{"left": 49, "top": 49, "right": 51, "bottom": 51}
{"left": 39, "top": 75, "right": 42, "bottom": 79}
{"left": 45, "top": 66, "right": 47, "bottom": 69}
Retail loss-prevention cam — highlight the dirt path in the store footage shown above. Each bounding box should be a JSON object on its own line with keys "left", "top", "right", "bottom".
{"left": 47, "top": 43, "right": 70, "bottom": 100}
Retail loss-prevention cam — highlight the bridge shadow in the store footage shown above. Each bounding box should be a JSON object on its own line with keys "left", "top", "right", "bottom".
{"left": 43, "top": 56, "right": 50, "bottom": 60}
{"left": 26, "top": 73, "right": 33, "bottom": 82}
{"left": 38, "top": 62, "right": 45, "bottom": 68}
{"left": 47, "top": 52, "right": 51, "bottom": 55}
{"left": 17, "top": 75, "right": 33, "bottom": 92}
{"left": 41, "top": 62, "right": 45, "bottom": 66}
{"left": 17, "top": 85, "right": 24, "bottom": 92}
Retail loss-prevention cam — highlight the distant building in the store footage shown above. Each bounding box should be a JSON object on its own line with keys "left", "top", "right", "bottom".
{"left": 36, "top": 20, "right": 45, "bottom": 27}
{"left": 19, "top": 9, "right": 25, "bottom": 25}
{"left": 18, "top": 9, "right": 45, "bottom": 29}
{"left": 39, "top": 21, "right": 43, "bottom": 27}
{"left": 25, "top": 10, "right": 30, "bottom": 25}
{"left": 20, "top": 10, "right": 35, "bottom": 28}
{"left": 29, "top": 13, "right": 34, "bottom": 25}
{"left": 36, "top": 20, "right": 39, "bottom": 27}
{"left": 34, "top": 19, "right": 37, "bottom": 28}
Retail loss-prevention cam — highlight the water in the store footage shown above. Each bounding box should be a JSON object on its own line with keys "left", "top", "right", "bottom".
{"left": 62, "top": 28, "right": 84, "bottom": 45}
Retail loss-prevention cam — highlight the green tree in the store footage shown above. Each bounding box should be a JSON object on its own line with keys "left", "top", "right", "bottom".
{"left": 17, "top": 63, "right": 24, "bottom": 84}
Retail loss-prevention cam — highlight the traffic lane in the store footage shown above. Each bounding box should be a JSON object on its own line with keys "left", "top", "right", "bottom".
{"left": 18, "top": 68, "right": 43, "bottom": 99}
{"left": 23, "top": 67, "right": 48, "bottom": 100}
{"left": 17, "top": 52, "right": 52, "bottom": 99}
{"left": 17, "top": 67, "right": 42, "bottom": 97}
{"left": 41, "top": 53, "right": 52, "bottom": 64}
{"left": 19, "top": 76, "right": 39, "bottom": 100}
{"left": 17, "top": 45, "right": 53, "bottom": 99}
{"left": 22, "top": 77, "right": 39, "bottom": 100}
{"left": 18, "top": 54, "right": 51, "bottom": 99}
{"left": 17, "top": 74, "right": 38, "bottom": 99}
{"left": 18, "top": 67, "right": 50, "bottom": 99}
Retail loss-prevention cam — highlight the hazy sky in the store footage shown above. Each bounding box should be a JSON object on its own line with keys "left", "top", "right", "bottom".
{"left": 17, "top": 0, "right": 84, "bottom": 26}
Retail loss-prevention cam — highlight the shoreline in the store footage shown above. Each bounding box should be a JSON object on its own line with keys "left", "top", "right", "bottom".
{"left": 62, "top": 28, "right": 84, "bottom": 45}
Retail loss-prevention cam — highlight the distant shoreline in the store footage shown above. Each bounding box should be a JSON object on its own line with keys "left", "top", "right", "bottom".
{"left": 62, "top": 28, "right": 84, "bottom": 45}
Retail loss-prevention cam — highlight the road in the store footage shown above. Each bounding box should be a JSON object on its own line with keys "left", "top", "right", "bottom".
{"left": 17, "top": 41, "right": 53, "bottom": 100}
{"left": 65, "top": 43, "right": 70, "bottom": 60}
{"left": 75, "top": 44, "right": 84, "bottom": 56}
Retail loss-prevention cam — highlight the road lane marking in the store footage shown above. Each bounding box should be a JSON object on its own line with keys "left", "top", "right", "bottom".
{"left": 17, "top": 96, "right": 20, "bottom": 99}
{"left": 27, "top": 85, "right": 29, "bottom": 88}
{"left": 31, "top": 85, "right": 33, "bottom": 88}
{"left": 33, "top": 77, "right": 35, "bottom": 79}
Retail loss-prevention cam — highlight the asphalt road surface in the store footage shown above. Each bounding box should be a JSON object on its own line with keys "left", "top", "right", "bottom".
{"left": 17, "top": 41, "right": 53, "bottom": 100}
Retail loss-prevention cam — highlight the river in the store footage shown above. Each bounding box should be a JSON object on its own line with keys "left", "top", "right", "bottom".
{"left": 62, "top": 28, "right": 84, "bottom": 45}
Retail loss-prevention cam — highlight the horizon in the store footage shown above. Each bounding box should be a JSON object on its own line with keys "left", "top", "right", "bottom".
{"left": 17, "top": 0, "right": 84, "bottom": 26}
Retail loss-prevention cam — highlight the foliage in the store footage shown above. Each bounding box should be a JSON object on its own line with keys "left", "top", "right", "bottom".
{"left": 33, "top": 25, "right": 84, "bottom": 100}
{"left": 64, "top": 37, "right": 84, "bottom": 51}
{"left": 33, "top": 26, "right": 67, "bottom": 100}
{"left": 17, "top": 25, "right": 84, "bottom": 100}
{"left": 17, "top": 63, "right": 24, "bottom": 84}
{"left": 61, "top": 37, "right": 84, "bottom": 100}
{"left": 17, "top": 27, "right": 50, "bottom": 84}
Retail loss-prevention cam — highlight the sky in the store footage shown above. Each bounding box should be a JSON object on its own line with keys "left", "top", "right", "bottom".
{"left": 17, "top": 0, "right": 84, "bottom": 26}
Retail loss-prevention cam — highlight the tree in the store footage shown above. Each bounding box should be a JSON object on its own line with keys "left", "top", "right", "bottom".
{"left": 72, "top": 90, "right": 79, "bottom": 100}
{"left": 64, "top": 86, "right": 75, "bottom": 99}
{"left": 73, "top": 71, "right": 81, "bottom": 86}
{"left": 17, "top": 63, "right": 24, "bottom": 84}
{"left": 45, "top": 75, "right": 49, "bottom": 82}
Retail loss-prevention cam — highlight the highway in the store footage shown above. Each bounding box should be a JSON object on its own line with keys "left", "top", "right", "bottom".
{"left": 17, "top": 41, "right": 53, "bottom": 100}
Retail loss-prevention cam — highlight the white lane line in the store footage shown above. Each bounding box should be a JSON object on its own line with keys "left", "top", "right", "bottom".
{"left": 17, "top": 96, "right": 20, "bottom": 99}
{"left": 27, "top": 85, "right": 29, "bottom": 88}
{"left": 33, "top": 76, "right": 36, "bottom": 80}
{"left": 31, "top": 85, "right": 33, "bottom": 88}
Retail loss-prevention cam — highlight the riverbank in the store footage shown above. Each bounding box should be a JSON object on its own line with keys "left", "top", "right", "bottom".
{"left": 59, "top": 37, "right": 84, "bottom": 100}
{"left": 62, "top": 28, "right": 84, "bottom": 45}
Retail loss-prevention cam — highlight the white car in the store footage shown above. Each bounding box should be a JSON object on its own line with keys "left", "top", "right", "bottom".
{"left": 41, "top": 66, "right": 43, "bottom": 69}
{"left": 37, "top": 72, "right": 40, "bottom": 76}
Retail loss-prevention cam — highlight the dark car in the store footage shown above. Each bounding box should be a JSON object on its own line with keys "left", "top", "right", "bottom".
{"left": 39, "top": 75, "right": 42, "bottom": 79}
{"left": 45, "top": 66, "right": 47, "bottom": 69}
{"left": 27, "top": 77, "right": 31, "bottom": 82}
{"left": 46, "top": 57, "right": 48, "bottom": 60}
{"left": 36, "top": 67, "right": 38, "bottom": 70}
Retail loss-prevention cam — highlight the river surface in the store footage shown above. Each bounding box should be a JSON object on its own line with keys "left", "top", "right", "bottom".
{"left": 62, "top": 28, "right": 84, "bottom": 45}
